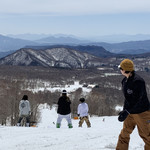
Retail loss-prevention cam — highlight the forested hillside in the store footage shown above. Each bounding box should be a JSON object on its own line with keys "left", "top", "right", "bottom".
{"left": 0, "top": 65, "right": 150, "bottom": 126}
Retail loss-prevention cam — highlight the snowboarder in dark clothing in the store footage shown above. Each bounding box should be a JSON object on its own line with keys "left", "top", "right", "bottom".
{"left": 116, "top": 59, "right": 150, "bottom": 150}
{"left": 56, "top": 90, "right": 73, "bottom": 128}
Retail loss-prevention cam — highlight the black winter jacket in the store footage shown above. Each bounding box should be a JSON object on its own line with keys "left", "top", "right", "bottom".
{"left": 122, "top": 72, "right": 150, "bottom": 114}
{"left": 57, "top": 96, "right": 71, "bottom": 115}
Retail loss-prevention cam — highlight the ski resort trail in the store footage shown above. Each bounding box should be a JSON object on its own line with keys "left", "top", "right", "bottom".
{"left": 0, "top": 106, "right": 144, "bottom": 150}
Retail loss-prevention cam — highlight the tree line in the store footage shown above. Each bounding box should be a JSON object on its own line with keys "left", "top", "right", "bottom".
{"left": 0, "top": 66, "right": 150, "bottom": 126}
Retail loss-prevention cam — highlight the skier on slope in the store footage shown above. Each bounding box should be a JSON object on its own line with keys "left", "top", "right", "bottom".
{"left": 56, "top": 90, "right": 73, "bottom": 128}
{"left": 77, "top": 98, "right": 91, "bottom": 128}
{"left": 17, "top": 95, "right": 31, "bottom": 127}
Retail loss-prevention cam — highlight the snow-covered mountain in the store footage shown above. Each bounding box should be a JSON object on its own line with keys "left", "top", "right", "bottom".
{"left": 24, "top": 45, "right": 114, "bottom": 58}
{"left": 0, "top": 48, "right": 104, "bottom": 68}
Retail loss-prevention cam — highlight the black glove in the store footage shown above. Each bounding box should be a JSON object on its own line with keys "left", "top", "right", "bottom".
{"left": 118, "top": 109, "right": 130, "bottom": 122}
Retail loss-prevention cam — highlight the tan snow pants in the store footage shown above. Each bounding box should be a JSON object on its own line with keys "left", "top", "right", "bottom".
{"left": 79, "top": 116, "right": 91, "bottom": 127}
{"left": 116, "top": 110, "right": 150, "bottom": 150}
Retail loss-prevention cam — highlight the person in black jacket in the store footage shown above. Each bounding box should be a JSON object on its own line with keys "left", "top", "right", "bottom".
{"left": 56, "top": 90, "right": 73, "bottom": 128}
{"left": 116, "top": 59, "right": 150, "bottom": 150}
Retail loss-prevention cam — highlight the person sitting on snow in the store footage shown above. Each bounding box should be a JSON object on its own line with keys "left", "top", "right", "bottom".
{"left": 56, "top": 90, "right": 73, "bottom": 128}
{"left": 77, "top": 98, "right": 91, "bottom": 128}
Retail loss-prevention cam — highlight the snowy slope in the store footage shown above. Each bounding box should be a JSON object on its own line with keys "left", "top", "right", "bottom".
{"left": 0, "top": 105, "right": 144, "bottom": 150}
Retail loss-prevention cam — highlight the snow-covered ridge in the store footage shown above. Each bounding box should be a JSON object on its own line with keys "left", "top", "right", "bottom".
{"left": 0, "top": 48, "right": 103, "bottom": 68}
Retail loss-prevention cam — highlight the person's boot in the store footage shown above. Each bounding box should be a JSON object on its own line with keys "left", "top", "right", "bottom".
{"left": 56, "top": 123, "right": 60, "bottom": 128}
{"left": 68, "top": 124, "right": 73, "bottom": 128}
{"left": 17, "top": 123, "right": 20, "bottom": 127}
{"left": 87, "top": 123, "right": 91, "bottom": 128}
{"left": 26, "top": 123, "right": 30, "bottom": 127}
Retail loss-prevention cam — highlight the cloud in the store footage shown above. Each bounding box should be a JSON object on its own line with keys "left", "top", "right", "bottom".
{"left": 0, "top": 0, "right": 150, "bottom": 15}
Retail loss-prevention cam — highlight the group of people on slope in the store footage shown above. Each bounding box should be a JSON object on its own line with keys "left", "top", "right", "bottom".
{"left": 56, "top": 89, "right": 91, "bottom": 128}
{"left": 16, "top": 59, "right": 150, "bottom": 150}
{"left": 17, "top": 90, "right": 91, "bottom": 129}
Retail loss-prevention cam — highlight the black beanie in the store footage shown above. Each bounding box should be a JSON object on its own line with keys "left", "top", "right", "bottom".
{"left": 79, "top": 98, "right": 85, "bottom": 102}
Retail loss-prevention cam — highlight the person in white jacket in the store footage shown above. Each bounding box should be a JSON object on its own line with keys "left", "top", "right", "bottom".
{"left": 77, "top": 98, "right": 91, "bottom": 128}
{"left": 17, "top": 95, "right": 31, "bottom": 127}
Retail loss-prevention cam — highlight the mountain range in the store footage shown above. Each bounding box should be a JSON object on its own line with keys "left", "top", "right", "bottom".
{"left": 24, "top": 45, "right": 114, "bottom": 58}
{"left": 1, "top": 33, "right": 150, "bottom": 55}
{"left": 1, "top": 46, "right": 150, "bottom": 71}
{"left": 0, "top": 48, "right": 105, "bottom": 68}
{"left": 93, "top": 40, "right": 150, "bottom": 54}
{"left": 35, "top": 36, "right": 90, "bottom": 44}
{"left": 0, "top": 34, "right": 37, "bottom": 52}
{"left": 8, "top": 33, "right": 150, "bottom": 43}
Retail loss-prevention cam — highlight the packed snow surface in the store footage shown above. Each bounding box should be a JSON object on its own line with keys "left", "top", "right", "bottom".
{"left": 0, "top": 105, "right": 144, "bottom": 150}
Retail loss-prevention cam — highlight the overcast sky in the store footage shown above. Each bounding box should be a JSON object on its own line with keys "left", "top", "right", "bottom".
{"left": 0, "top": 0, "right": 150, "bottom": 37}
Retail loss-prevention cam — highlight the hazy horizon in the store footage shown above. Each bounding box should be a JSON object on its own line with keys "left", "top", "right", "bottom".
{"left": 1, "top": 0, "right": 150, "bottom": 39}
